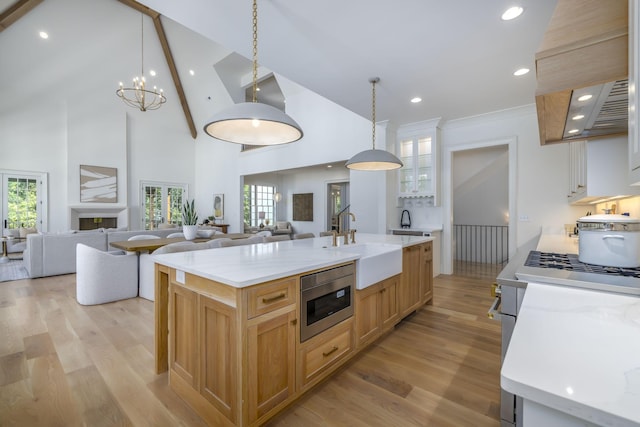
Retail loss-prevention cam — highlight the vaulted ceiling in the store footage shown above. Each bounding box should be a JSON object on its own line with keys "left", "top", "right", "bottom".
{"left": 1, "top": 0, "right": 558, "bottom": 139}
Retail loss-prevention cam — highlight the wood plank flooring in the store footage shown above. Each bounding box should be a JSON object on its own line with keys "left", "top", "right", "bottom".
{"left": 0, "top": 263, "right": 502, "bottom": 426}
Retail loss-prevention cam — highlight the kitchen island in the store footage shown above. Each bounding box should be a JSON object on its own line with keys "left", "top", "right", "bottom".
{"left": 151, "top": 233, "right": 433, "bottom": 427}
{"left": 498, "top": 234, "right": 640, "bottom": 426}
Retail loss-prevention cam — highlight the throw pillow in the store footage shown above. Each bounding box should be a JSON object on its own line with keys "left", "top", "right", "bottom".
{"left": 19, "top": 227, "right": 37, "bottom": 238}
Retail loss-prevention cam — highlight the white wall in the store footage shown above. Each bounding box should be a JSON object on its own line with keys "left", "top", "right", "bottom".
{"left": 442, "top": 105, "right": 585, "bottom": 258}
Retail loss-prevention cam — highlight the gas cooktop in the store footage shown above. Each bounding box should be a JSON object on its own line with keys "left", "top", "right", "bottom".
{"left": 525, "top": 251, "right": 640, "bottom": 279}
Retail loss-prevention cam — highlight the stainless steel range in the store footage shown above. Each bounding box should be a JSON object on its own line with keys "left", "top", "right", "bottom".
{"left": 524, "top": 250, "right": 640, "bottom": 278}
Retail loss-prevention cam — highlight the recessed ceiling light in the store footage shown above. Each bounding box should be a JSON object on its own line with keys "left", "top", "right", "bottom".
{"left": 410, "top": 97, "right": 422, "bottom": 103}
{"left": 577, "top": 94, "right": 593, "bottom": 102}
{"left": 513, "top": 68, "right": 530, "bottom": 76}
{"left": 256, "top": 87, "right": 261, "bottom": 91}
{"left": 149, "top": 70, "right": 156, "bottom": 77}
{"left": 572, "top": 114, "right": 585, "bottom": 120}
{"left": 327, "top": 165, "right": 333, "bottom": 168}
{"left": 189, "top": 69, "right": 195, "bottom": 76}
{"left": 501, "top": 6, "right": 524, "bottom": 21}
{"left": 568, "top": 129, "right": 580, "bottom": 134}
{"left": 39, "top": 31, "right": 49, "bottom": 39}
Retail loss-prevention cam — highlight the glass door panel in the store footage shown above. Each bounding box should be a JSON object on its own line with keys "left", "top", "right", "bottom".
{"left": 2, "top": 174, "right": 40, "bottom": 230}
{"left": 141, "top": 182, "right": 187, "bottom": 230}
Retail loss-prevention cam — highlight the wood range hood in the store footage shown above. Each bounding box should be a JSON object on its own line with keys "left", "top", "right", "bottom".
{"left": 535, "top": 0, "right": 629, "bottom": 145}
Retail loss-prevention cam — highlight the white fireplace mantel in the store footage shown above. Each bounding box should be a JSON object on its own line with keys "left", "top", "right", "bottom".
{"left": 69, "top": 204, "right": 128, "bottom": 230}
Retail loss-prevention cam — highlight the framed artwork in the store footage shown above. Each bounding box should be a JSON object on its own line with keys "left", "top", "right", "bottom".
{"left": 293, "top": 193, "right": 313, "bottom": 221}
{"left": 213, "top": 194, "right": 224, "bottom": 220}
{"left": 80, "top": 165, "right": 117, "bottom": 203}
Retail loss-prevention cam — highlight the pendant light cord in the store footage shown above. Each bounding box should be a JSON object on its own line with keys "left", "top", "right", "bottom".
{"left": 252, "top": 0, "right": 258, "bottom": 103}
{"left": 370, "top": 77, "right": 379, "bottom": 150}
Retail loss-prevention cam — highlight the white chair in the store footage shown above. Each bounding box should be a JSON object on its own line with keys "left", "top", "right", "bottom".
{"left": 207, "top": 238, "right": 232, "bottom": 249}
{"left": 219, "top": 236, "right": 264, "bottom": 248}
{"left": 294, "top": 233, "right": 315, "bottom": 239}
{"left": 264, "top": 235, "right": 290, "bottom": 243}
{"left": 138, "top": 241, "right": 197, "bottom": 301}
{"left": 166, "top": 232, "right": 184, "bottom": 238}
{"left": 128, "top": 235, "right": 161, "bottom": 241}
{"left": 76, "top": 243, "right": 138, "bottom": 305}
{"left": 255, "top": 230, "right": 272, "bottom": 237}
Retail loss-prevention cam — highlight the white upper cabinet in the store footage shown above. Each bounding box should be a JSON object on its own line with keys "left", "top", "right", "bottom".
{"left": 629, "top": 0, "right": 640, "bottom": 184}
{"left": 397, "top": 119, "right": 441, "bottom": 204}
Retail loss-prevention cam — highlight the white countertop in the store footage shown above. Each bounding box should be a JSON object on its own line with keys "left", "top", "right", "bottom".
{"left": 535, "top": 234, "right": 579, "bottom": 254}
{"left": 153, "top": 233, "right": 431, "bottom": 288}
{"left": 502, "top": 282, "right": 640, "bottom": 426}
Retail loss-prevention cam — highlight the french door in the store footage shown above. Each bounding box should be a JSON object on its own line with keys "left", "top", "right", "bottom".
{"left": 140, "top": 181, "right": 188, "bottom": 230}
{"left": 1, "top": 170, "right": 47, "bottom": 232}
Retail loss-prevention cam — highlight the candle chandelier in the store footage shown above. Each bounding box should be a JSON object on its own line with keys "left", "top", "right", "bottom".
{"left": 116, "top": 14, "right": 166, "bottom": 112}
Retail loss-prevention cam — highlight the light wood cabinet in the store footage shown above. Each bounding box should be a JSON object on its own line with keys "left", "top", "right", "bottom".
{"left": 422, "top": 242, "right": 433, "bottom": 304}
{"left": 399, "top": 244, "right": 423, "bottom": 318}
{"left": 247, "top": 305, "right": 296, "bottom": 423}
{"left": 630, "top": 0, "right": 640, "bottom": 184}
{"left": 158, "top": 252, "right": 427, "bottom": 427}
{"left": 355, "top": 275, "right": 400, "bottom": 349}
{"left": 169, "top": 283, "right": 198, "bottom": 388}
{"left": 297, "top": 318, "right": 354, "bottom": 390}
{"left": 200, "top": 295, "right": 237, "bottom": 423}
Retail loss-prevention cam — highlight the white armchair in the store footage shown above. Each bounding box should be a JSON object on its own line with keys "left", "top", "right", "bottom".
{"left": 272, "top": 221, "right": 293, "bottom": 236}
{"left": 76, "top": 243, "right": 138, "bottom": 305}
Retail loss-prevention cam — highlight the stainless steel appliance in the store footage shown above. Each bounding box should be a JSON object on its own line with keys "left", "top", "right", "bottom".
{"left": 300, "top": 263, "right": 354, "bottom": 342}
{"left": 488, "top": 281, "right": 525, "bottom": 427}
{"left": 492, "top": 244, "right": 640, "bottom": 426}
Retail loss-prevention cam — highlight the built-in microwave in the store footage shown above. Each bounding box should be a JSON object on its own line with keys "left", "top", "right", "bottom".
{"left": 300, "top": 263, "right": 354, "bottom": 342}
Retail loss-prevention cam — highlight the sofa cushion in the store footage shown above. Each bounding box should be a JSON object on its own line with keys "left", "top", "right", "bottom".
{"left": 19, "top": 227, "right": 37, "bottom": 238}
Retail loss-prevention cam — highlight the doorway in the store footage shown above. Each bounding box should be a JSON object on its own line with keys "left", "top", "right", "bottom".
{"left": 326, "top": 182, "right": 349, "bottom": 232}
{"left": 1, "top": 170, "right": 47, "bottom": 232}
{"left": 442, "top": 137, "right": 517, "bottom": 275}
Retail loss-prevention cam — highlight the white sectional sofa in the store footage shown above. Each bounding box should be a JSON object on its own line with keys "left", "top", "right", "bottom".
{"left": 23, "top": 228, "right": 181, "bottom": 278}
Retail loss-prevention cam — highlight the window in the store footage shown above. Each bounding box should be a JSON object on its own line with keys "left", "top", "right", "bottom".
{"left": 244, "top": 184, "right": 275, "bottom": 227}
{"left": 140, "top": 181, "right": 188, "bottom": 230}
{"left": 3, "top": 176, "right": 38, "bottom": 229}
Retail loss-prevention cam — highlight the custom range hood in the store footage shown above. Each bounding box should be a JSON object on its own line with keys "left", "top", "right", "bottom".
{"left": 535, "top": 0, "right": 629, "bottom": 145}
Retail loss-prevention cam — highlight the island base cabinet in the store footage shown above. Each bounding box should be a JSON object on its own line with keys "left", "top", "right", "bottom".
{"left": 200, "top": 296, "right": 237, "bottom": 423}
{"left": 169, "top": 284, "right": 198, "bottom": 388}
{"left": 247, "top": 306, "right": 296, "bottom": 425}
{"left": 422, "top": 241, "right": 433, "bottom": 304}
{"left": 355, "top": 275, "right": 400, "bottom": 349}
{"left": 400, "top": 244, "right": 423, "bottom": 318}
{"left": 297, "top": 318, "right": 354, "bottom": 390}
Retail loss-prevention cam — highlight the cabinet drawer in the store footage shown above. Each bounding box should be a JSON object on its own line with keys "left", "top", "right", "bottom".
{"left": 247, "top": 277, "right": 297, "bottom": 319}
{"left": 299, "top": 319, "right": 353, "bottom": 386}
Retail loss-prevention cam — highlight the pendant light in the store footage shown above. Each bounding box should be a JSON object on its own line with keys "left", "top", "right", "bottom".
{"left": 346, "top": 77, "right": 403, "bottom": 171}
{"left": 203, "top": 0, "right": 303, "bottom": 145}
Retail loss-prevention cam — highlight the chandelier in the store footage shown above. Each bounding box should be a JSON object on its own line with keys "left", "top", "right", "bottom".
{"left": 203, "top": 0, "right": 303, "bottom": 145}
{"left": 346, "top": 77, "right": 403, "bottom": 170}
{"left": 116, "top": 14, "right": 166, "bottom": 112}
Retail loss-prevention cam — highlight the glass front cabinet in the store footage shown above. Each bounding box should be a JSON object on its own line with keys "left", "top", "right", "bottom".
{"left": 397, "top": 119, "right": 441, "bottom": 204}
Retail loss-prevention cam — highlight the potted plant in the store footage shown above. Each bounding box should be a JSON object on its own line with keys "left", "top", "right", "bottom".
{"left": 182, "top": 199, "right": 199, "bottom": 240}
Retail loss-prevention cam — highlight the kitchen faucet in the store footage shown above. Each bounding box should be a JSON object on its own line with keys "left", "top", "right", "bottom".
{"left": 333, "top": 211, "right": 356, "bottom": 246}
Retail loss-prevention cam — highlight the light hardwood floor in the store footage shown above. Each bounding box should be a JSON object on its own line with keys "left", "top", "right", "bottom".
{"left": 0, "top": 264, "right": 502, "bottom": 426}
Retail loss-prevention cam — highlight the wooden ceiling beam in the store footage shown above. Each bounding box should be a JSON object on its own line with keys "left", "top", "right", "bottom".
{"left": 0, "top": 0, "right": 44, "bottom": 32}
{"left": 152, "top": 15, "right": 197, "bottom": 139}
{"left": 117, "top": 0, "right": 197, "bottom": 139}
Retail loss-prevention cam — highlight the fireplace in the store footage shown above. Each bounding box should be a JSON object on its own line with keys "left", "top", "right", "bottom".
{"left": 69, "top": 205, "right": 128, "bottom": 230}
{"left": 79, "top": 217, "right": 118, "bottom": 230}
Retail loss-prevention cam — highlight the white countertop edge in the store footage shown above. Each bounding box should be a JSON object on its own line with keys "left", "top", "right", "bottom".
{"left": 501, "top": 282, "right": 640, "bottom": 426}
{"left": 153, "top": 234, "right": 432, "bottom": 288}
{"left": 157, "top": 253, "right": 361, "bottom": 288}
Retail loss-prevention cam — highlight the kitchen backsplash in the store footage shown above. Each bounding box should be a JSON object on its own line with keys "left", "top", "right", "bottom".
{"left": 593, "top": 196, "right": 640, "bottom": 218}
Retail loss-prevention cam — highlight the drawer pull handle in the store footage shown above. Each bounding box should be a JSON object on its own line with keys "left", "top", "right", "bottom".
{"left": 323, "top": 346, "right": 339, "bottom": 357}
{"left": 262, "top": 293, "right": 286, "bottom": 303}
{"left": 291, "top": 319, "right": 297, "bottom": 326}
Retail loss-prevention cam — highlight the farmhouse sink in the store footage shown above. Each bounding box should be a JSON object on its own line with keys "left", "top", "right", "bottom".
{"left": 331, "top": 243, "right": 402, "bottom": 289}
